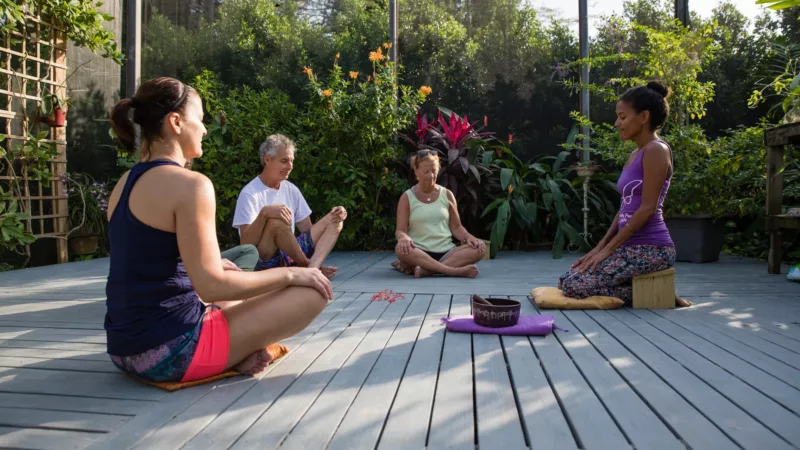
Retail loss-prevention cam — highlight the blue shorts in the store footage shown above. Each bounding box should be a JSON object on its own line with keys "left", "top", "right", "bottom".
{"left": 256, "top": 230, "right": 316, "bottom": 270}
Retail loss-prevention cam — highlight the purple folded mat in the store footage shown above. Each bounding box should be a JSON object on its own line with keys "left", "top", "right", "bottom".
{"left": 441, "top": 314, "right": 568, "bottom": 335}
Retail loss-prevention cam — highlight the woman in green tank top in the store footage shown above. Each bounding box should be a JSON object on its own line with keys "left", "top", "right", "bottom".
{"left": 392, "top": 151, "right": 486, "bottom": 278}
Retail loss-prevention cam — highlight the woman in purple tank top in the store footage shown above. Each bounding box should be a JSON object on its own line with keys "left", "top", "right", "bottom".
{"left": 558, "top": 81, "right": 691, "bottom": 307}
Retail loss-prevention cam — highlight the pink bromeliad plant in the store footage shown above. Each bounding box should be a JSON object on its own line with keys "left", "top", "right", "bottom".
{"left": 404, "top": 107, "right": 499, "bottom": 222}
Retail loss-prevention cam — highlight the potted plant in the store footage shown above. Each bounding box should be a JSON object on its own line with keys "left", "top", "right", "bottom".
{"left": 663, "top": 173, "right": 727, "bottom": 263}
{"left": 39, "top": 92, "right": 69, "bottom": 127}
{"left": 64, "top": 173, "right": 109, "bottom": 256}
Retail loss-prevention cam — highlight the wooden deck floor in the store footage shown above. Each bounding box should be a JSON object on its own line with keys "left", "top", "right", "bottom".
{"left": 1, "top": 251, "right": 799, "bottom": 450}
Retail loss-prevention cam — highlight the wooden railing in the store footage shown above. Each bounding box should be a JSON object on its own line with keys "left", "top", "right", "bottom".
{"left": 765, "top": 122, "right": 800, "bottom": 274}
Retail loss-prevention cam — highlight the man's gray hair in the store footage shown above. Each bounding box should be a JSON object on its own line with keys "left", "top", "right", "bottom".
{"left": 259, "top": 134, "right": 295, "bottom": 166}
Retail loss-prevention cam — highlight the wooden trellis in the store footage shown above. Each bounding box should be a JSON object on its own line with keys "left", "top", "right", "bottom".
{"left": 0, "top": 6, "right": 69, "bottom": 263}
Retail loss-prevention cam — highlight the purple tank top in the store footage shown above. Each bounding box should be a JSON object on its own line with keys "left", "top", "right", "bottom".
{"left": 616, "top": 140, "right": 674, "bottom": 247}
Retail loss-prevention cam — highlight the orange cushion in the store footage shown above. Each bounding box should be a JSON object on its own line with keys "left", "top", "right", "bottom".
{"left": 127, "top": 343, "right": 290, "bottom": 392}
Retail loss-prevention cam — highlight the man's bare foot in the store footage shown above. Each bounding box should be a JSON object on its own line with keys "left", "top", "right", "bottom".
{"left": 414, "top": 266, "right": 434, "bottom": 278}
{"left": 675, "top": 295, "right": 692, "bottom": 308}
{"left": 232, "top": 348, "right": 273, "bottom": 376}
{"left": 454, "top": 265, "right": 479, "bottom": 278}
{"left": 320, "top": 266, "right": 337, "bottom": 279}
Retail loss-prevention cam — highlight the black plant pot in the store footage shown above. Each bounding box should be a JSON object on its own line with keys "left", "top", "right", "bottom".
{"left": 665, "top": 214, "right": 725, "bottom": 263}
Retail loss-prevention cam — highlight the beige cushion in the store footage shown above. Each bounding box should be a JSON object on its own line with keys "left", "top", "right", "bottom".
{"left": 531, "top": 287, "right": 624, "bottom": 310}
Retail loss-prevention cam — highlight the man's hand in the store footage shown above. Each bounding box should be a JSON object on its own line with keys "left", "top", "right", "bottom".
{"left": 328, "top": 206, "right": 347, "bottom": 224}
{"left": 222, "top": 259, "right": 241, "bottom": 272}
{"left": 262, "top": 204, "right": 292, "bottom": 226}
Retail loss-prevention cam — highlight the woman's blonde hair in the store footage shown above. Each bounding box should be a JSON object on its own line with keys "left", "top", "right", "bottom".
{"left": 411, "top": 150, "right": 440, "bottom": 170}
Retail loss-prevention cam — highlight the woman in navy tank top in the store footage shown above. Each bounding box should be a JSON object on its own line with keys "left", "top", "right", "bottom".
{"left": 558, "top": 81, "right": 691, "bottom": 308}
{"left": 105, "top": 77, "right": 333, "bottom": 382}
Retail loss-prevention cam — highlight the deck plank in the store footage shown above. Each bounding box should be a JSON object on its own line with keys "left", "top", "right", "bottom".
{"left": 538, "top": 306, "right": 684, "bottom": 450}
{"left": 0, "top": 367, "right": 165, "bottom": 401}
{"left": 0, "top": 327, "right": 105, "bottom": 344}
{"left": 628, "top": 309, "right": 800, "bottom": 447}
{"left": 96, "top": 292, "right": 362, "bottom": 450}
{"left": 563, "top": 309, "right": 737, "bottom": 450}
{"left": 375, "top": 294, "right": 449, "bottom": 450}
{"left": 591, "top": 310, "right": 793, "bottom": 450}
{"left": 657, "top": 308, "right": 800, "bottom": 370}
{"left": 472, "top": 329, "right": 527, "bottom": 449}
{"left": 0, "top": 425, "right": 100, "bottom": 450}
{"left": 177, "top": 294, "right": 373, "bottom": 450}
{"left": 0, "top": 393, "right": 150, "bottom": 416}
{"left": 527, "top": 306, "right": 629, "bottom": 450}
{"left": 326, "top": 294, "right": 433, "bottom": 450}
{"left": 229, "top": 298, "right": 390, "bottom": 449}
{"left": 0, "top": 407, "right": 128, "bottom": 433}
{"left": 427, "top": 294, "right": 474, "bottom": 450}
{"left": 0, "top": 356, "right": 118, "bottom": 373}
{"left": 278, "top": 296, "right": 416, "bottom": 449}
{"left": 0, "top": 253, "right": 799, "bottom": 450}
{"left": 652, "top": 309, "right": 800, "bottom": 399}
{"left": 501, "top": 298, "right": 577, "bottom": 450}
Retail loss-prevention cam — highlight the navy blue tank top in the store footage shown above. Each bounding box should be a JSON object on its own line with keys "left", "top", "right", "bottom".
{"left": 105, "top": 160, "right": 204, "bottom": 356}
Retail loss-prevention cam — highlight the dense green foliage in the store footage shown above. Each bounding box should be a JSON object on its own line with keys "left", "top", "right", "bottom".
{"left": 37, "top": 0, "right": 800, "bottom": 265}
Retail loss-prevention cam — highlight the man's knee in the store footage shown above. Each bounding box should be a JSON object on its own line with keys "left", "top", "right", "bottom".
{"left": 264, "top": 218, "right": 291, "bottom": 234}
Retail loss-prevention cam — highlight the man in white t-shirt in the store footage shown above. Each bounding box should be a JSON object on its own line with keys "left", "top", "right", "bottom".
{"left": 232, "top": 134, "right": 346, "bottom": 278}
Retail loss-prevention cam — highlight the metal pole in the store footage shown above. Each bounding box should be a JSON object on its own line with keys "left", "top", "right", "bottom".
{"left": 579, "top": 0, "right": 590, "bottom": 162}
{"left": 389, "top": 0, "right": 398, "bottom": 63}
{"left": 675, "top": 0, "right": 689, "bottom": 27}
{"left": 125, "top": 0, "right": 141, "bottom": 99}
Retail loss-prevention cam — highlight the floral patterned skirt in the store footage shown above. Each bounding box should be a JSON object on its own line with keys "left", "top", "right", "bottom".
{"left": 558, "top": 245, "right": 676, "bottom": 303}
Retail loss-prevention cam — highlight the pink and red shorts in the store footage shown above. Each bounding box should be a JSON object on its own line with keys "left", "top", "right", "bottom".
{"left": 109, "top": 306, "right": 231, "bottom": 382}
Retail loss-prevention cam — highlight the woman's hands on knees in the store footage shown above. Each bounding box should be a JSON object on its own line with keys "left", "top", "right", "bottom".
{"left": 288, "top": 267, "right": 333, "bottom": 301}
{"left": 396, "top": 233, "right": 415, "bottom": 255}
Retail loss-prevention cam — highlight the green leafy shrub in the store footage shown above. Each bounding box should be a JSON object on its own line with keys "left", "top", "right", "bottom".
{"left": 193, "top": 46, "right": 425, "bottom": 250}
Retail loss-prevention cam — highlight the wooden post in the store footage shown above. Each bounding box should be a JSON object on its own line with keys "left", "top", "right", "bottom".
{"left": 766, "top": 143, "right": 784, "bottom": 274}
{"left": 53, "top": 26, "right": 68, "bottom": 263}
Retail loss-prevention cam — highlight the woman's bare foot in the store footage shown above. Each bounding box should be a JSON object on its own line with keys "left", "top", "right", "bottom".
{"left": 320, "top": 266, "right": 337, "bottom": 279}
{"left": 454, "top": 265, "right": 479, "bottom": 278}
{"left": 675, "top": 295, "right": 692, "bottom": 308}
{"left": 414, "top": 266, "right": 434, "bottom": 278}
{"left": 232, "top": 348, "right": 273, "bottom": 376}
{"left": 391, "top": 260, "right": 415, "bottom": 276}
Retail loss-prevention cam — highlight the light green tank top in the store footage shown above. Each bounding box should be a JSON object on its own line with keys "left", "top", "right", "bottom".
{"left": 406, "top": 185, "right": 456, "bottom": 253}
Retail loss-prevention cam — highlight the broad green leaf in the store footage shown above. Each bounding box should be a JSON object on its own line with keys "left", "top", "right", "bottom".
{"left": 553, "top": 151, "right": 568, "bottom": 173}
{"left": 552, "top": 227, "right": 565, "bottom": 259}
{"left": 469, "top": 165, "right": 481, "bottom": 182}
{"left": 526, "top": 201, "right": 538, "bottom": 225}
{"left": 566, "top": 124, "right": 578, "bottom": 146}
{"left": 500, "top": 168, "right": 513, "bottom": 190}
{"left": 512, "top": 197, "right": 530, "bottom": 226}
{"left": 482, "top": 151, "right": 493, "bottom": 166}
{"left": 481, "top": 198, "right": 506, "bottom": 218}
{"left": 547, "top": 179, "right": 567, "bottom": 219}
{"left": 543, "top": 192, "right": 553, "bottom": 210}
{"left": 560, "top": 222, "right": 583, "bottom": 246}
{"left": 529, "top": 163, "right": 545, "bottom": 173}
